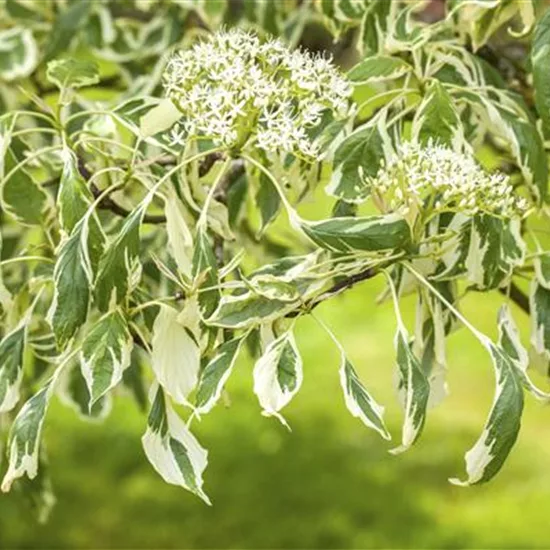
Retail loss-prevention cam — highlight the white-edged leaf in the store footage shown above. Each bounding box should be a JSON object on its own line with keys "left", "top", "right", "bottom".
{"left": 534, "top": 252, "right": 550, "bottom": 290}
{"left": 0, "top": 27, "right": 38, "bottom": 81}
{"left": 94, "top": 195, "right": 153, "bottom": 312}
{"left": 165, "top": 188, "right": 193, "bottom": 278}
{"left": 530, "top": 279, "right": 550, "bottom": 361}
{"left": 195, "top": 335, "right": 245, "bottom": 415}
{"left": 388, "top": 283, "right": 430, "bottom": 454}
{"left": 532, "top": 8, "right": 550, "bottom": 136}
{"left": 339, "top": 352, "right": 391, "bottom": 440}
{"left": 0, "top": 317, "right": 27, "bottom": 413}
{"left": 79, "top": 308, "right": 133, "bottom": 406}
{"left": 412, "top": 80, "right": 464, "bottom": 149}
{"left": 142, "top": 387, "right": 210, "bottom": 504}
{"left": 326, "top": 111, "right": 393, "bottom": 203}
{"left": 348, "top": 55, "right": 412, "bottom": 84}
{"left": 1, "top": 378, "right": 56, "bottom": 492}
{"left": 498, "top": 304, "right": 550, "bottom": 401}
{"left": 465, "top": 216, "right": 524, "bottom": 290}
{"left": 151, "top": 304, "right": 200, "bottom": 407}
{"left": 45, "top": 58, "right": 99, "bottom": 90}
{"left": 300, "top": 213, "right": 412, "bottom": 253}
{"left": 450, "top": 340, "right": 523, "bottom": 486}
{"left": 253, "top": 330, "right": 303, "bottom": 426}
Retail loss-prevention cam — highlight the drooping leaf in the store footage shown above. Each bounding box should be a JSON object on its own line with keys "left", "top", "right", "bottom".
{"left": 140, "top": 98, "right": 182, "bottom": 137}
{"left": 192, "top": 226, "right": 220, "bottom": 317}
{"left": 151, "top": 304, "right": 200, "bottom": 407}
{"left": 165, "top": 188, "right": 193, "bottom": 278}
{"left": 465, "top": 216, "right": 525, "bottom": 290}
{"left": 450, "top": 340, "right": 523, "bottom": 486}
{"left": 0, "top": 318, "right": 27, "bottom": 413}
{"left": 300, "top": 213, "right": 412, "bottom": 253}
{"left": 195, "top": 336, "right": 245, "bottom": 414}
{"left": 498, "top": 305, "right": 550, "bottom": 401}
{"left": 94, "top": 196, "right": 152, "bottom": 312}
{"left": 1, "top": 380, "right": 56, "bottom": 492}
{"left": 142, "top": 387, "right": 210, "bottom": 504}
{"left": 339, "top": 352, "right": 391, "bottom": 440}
{"left": 532, "top": 8, "right": 550, "bottom": 136}
{"left": 46, "top": 58, "right": 99, "bottom": 90}
{"left": 530, "top": 279, "right": 550, "bottom": 360}
{"left": 79, "top": 309, "right": 133, "bottom": 406}
{"left": 253, "top": 330, "right": 303, "bottom": 426}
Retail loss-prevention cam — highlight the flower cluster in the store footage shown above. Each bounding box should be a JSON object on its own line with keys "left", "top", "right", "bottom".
{"left": 162, "top": 28, "right": 352, "bottom": 160}
{"left": 367, "top": 142, "right": 528, "bottom": 218}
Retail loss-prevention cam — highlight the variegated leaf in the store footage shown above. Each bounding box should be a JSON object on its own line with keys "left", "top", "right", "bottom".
{"left": 300, "top": 213, "right": 411, "bottom": 253}
{"left": 151, "top": 304, "right": 200, "bottom": 407}
{"left": 80, "top": 309, "right": 133, "bottom": 406}
{"left": 46, "top": 58, "right": 99, "bottom": 90}
{"left": 450, "top": 340, "right": 523, "bottom": 486}
{"left": 142, "top": 387, "right": 210, "bottom": 504}
{"left": 165, "top": 188, "right": 193, "bottom": 278}
{"left": 195, "top": 336, "right": 245, "bottom": 415}
{"left": 94, "top": 196, "right": 153, "bottom": 312}
{"left": 339, "top": 352, "right": 390, "bottom": 440}
{"left": 1, "top": 379, "right": 56, "bottom": 492}
{"left": 253, "top": 330, "right": 303, "bottom": 426}
{"left": 0, "top": 317, "right": 27, "bottom": 413}
{"left": 0, "top": 27, "right": 38, "bottom": 81}
{"left": 532, "top": 8, "right": 550, "bottom": 136}
{"left": 498, "top": 305, "right": 550, "bottom": 400}
{"left": 348, "top": 55, "right": 412, "bottom": 84}
{"left": 530, "top": 279, "right": 550, "bottom": 360}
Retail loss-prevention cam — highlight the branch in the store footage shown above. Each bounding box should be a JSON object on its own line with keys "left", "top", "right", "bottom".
{"left": 286, "top": 267, "right": 378, "bottom": 318}
{"left": 499, "top": 281, "right": 530, "bottom": 315}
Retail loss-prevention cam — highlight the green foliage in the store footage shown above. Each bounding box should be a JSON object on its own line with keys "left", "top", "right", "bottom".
{"left": 1, "top": 0, "right": 550, "bottom": 523}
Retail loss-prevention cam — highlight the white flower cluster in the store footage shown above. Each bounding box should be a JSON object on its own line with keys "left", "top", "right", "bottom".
{"left": 368, "top": 142, "right": 528, "bottom": 218}
{"left": 162, "top": 28, "right": 352, "bottom": 160}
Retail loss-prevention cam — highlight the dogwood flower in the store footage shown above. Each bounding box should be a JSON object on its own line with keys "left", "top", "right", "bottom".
{"left": 367, "top": 142, "right": 528, "bottom": 218}
{"left": 162, "top": 28, "right": 352, "bottom": 160}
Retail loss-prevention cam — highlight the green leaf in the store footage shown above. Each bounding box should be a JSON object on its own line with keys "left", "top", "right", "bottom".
{"left": 412, "top": 80, "right": 463, "bottom": 148}
{"left": 0, "top": 27, "right": 37, "bottom": 81}
{"left": 326, "top": 113, "right": 391, "bottom": 203}
{"left": 139, "top": 98, "right": 182, "bottom": 137}
{"left": 465, "top": 216, "right": 524, "bottom": 290}
{"left": 192, "top": 227, "right": 220, "bottom": 317}
{"left": 339, "top": 353, "right": 391, "bottom": 440}
{"left": 534, "top": 252, "right": 550, "bottom": 289}
{"left": 450, "top": 340, "right": 523, "bottom": 485}
{"left": 255, "top": 171, "right": 281, "bottom": 234}
{"left": 79, "top": 309, "right": 133, "bottom": 406}
{"left": 207, "top": 291, "right": 298, "bottom": 329}
{"left": 44, "top": 1, "right": 92, "bottom": 61}
{"left": 530, "top": 279, "right": 550, "bottom": 360}
{"left": 94, "top": 197, "right": 152, "bottom": 312}
{"left": 499, "top": 305, "right": 550, "bottom": 401}
{"left": 151, "top": 304, "right": 200, "bottom": 407}
{"left": 1, "top": 380, "right": 55, "bottom": 492}
{"left": 195, "top": 336, "right": 245, "bottom": 414}
{"left": 49, "top": 218, "right": 93, "bottom": 348}
{"left": 532, "top": 8, "right": 550, "bottom": 137}
{"left": 46, "top": 58, "right": 99, "bottom": 90}
{"left": 165, "top": 188, "right": 193, "bottom": 278}
{"left": 142, "top": 387, "right": 210, "bottom": 504}
{"left": 390, "top": 325, "right": 430, "bottom": 454}
{"left": 253, "top": 330, "right": 303, "bottom": 426}
{"left": 300, "top": 213, "right": 412, "bottom": 253}
{"left": 0, "top": 318, "right": 27, "bottom": 413}
{"left": 348, "top": 55, "right": 411, "bottom": 84}
{"left": 1, "top": 148, "right": 51, "bottom": 226}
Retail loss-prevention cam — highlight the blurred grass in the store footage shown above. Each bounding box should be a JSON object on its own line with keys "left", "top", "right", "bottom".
{"left": 2, "top": 276, "right": 550, "bottom": 549}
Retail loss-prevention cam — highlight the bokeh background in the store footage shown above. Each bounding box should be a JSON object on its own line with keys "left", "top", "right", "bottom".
{"left": 2, "top": 279, "right": 550, "bottom": 549}
{"left": 2, "top": 0, "right": 550, "bottom": 548}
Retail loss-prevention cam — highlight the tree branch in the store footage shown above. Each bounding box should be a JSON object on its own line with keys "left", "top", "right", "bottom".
{"left": 499, "top": 281, "right": 530, "bottom": 315}
{"left": 286, "top": 267, "right": 378, "bottom": 318}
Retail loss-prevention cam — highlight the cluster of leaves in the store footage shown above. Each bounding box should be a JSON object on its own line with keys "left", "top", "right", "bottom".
{"left": 2, "top": 0, "right": 550, "bottom": 521}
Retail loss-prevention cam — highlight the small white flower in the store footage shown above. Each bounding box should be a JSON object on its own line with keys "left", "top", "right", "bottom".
{"left": 368, "top": 142, "right": 527, "bottom": 219}
{"left": 162, "top": 28, "right": 351, "bottom": 160}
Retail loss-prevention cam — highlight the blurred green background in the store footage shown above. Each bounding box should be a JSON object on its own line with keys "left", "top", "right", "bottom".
{"left": 1, "top": 278, "right": 550, "bottom": 549}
